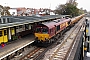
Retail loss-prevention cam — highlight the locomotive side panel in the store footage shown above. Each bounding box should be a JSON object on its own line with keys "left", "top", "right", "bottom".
{"left": 34, "top": 14, "right": 84, "bottom": 43}
{"left": 60, "top": 23, "right": 66, "bottom": 31}
{"left": 49, "top": 27, "right": 56, "bottom": 38}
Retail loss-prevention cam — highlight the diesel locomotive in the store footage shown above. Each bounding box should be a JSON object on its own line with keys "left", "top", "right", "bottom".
{"left": 34, "top": 14, "right": 85, "bottom": 43}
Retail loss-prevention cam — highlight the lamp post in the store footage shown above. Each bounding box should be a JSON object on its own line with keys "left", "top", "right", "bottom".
{"left": 4, "top": 3, "right": 8, "bottom": 16}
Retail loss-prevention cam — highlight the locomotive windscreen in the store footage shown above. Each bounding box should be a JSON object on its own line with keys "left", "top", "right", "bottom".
{"left": 42, "top": 28, "right": 48, "bottom": 33}
{"left": 35, "top": 27, "right": 41, "bottom": 33}
{"left": 35, "top": 27, "right": 48, "bottom": 34}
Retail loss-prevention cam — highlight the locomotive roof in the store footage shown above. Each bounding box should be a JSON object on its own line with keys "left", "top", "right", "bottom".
{"left": 42, "top": 22, "right": 57, "bottom": 29}
{"left": 42, "top": 18, "right": 70, "bottom": 29}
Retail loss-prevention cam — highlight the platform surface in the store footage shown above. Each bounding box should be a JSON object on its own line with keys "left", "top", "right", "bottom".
{"left": 0, "top": 34, "right": 34, "bottom": 58}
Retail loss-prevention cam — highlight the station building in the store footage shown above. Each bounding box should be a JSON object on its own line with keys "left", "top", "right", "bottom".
{"left": 0, "top": 15, "right": 67, "bottom": 47}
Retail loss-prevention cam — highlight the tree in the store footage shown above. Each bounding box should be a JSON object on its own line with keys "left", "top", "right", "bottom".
{"left": 55, "top": 4, "right": 66, "bottom": 15}
{"left": 2, "top": 6, "right": 11, "bottom": 16}
{"left": 64, "top": 3, "right": 79, "bottom": 16}
{"left": 0, "top": 5, "right": 11, "bottom": 16}
{"left": 0, "top": 5, "right": 3, "bottom": 16}
{"left": 55, "top": 3, "right": 80, "bottom": 17}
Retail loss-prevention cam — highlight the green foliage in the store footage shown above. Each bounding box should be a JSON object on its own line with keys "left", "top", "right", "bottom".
{"left": 79, "top": 9, "right": 85, "bottom": 14}
{"left": 0, "top": 5, "right": 11, "bottom": 16}
{"left": 55, "top": 3, "right": 80, "bottom": 17}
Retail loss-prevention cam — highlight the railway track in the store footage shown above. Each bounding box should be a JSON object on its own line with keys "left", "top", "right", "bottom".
{"left": 48, "top": 18, "right": 85, "bottom": 60}
{"left": 33, "top": 19, "right": 85, "bottom": 60}
{"left": 5, "top": 18, "right": 85, "bottom": 60}
{"left": 18, "top": 18, "right": 85, "bottom": 60}
{"left": 19, "top": 47, "right": 45, "bottom": 60}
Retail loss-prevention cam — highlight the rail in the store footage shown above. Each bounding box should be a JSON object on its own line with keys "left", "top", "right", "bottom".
{"left": 0, "top": 41, "right": 34, "bottom": 60}
{"left": 49, "top": 18, "right": 85, "bottom": 60}
{"left": 19, "top": 18, "right": 85, "bottom": 60}
{"left": 20, "top": 47, "right": 45, "bottom": 60}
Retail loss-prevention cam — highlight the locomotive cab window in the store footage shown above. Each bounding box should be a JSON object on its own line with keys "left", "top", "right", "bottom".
{"left": 35, "top": 27, "right": 48, "bottom": 33}
{"left": 42, "top": 28, "right": 48, "bottom": 34}
{"left": 35, "top": 27, "right": 41, "bottom": 33}
{"left": 0, "top": 31, "right": 2, "bottom": 36}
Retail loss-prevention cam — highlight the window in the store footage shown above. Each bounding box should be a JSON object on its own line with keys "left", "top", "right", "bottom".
{"left": 16, "top": 26, "right": 19, "bottom": 33}
{"left": 29, "top": 24, "right": 31, "bottom": 30}
{"left": 0, "top": 19, "right": 1, "bottom": 23}
{"left": 25, "top": 24, "right": 29, "bottom": 30}
{"left": 35, "top": 28, "right": 41, "bottom": 33}
{"left": 16, "top": 26, "right": 19, "bottom": 29}
{"left": 22, "top": 25, "right": 25, "bottom": 31}
{"left": 3, "top": 18, "right": 6, "bottom": 23}
{"left": 56, "top": 25, "right": 60, "bottom": 31}
{"left": 0, "top": 31, "right": 2, "bottom": 36}
{"left": 4, "top": 30, "right": 7, "bottom": 35}
{"left": 19, "top": 25, "right": 23, "bottom": 28}
{"left": 42, "top": 28, "right": 48, "bottom": 33}
{"left": 7, "top": 18, "right": 9, "bottom": 23}
{"left": 19, "top": 25, "right": 23, "bottom": 32}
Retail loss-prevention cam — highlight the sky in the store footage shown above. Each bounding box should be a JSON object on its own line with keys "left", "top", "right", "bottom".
{"left": 0, "top": 0, "right": 89, "bottom": 11}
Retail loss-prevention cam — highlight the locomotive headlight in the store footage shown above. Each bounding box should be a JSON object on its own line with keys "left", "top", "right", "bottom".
{"left": 35, "top": 37, "right": 38, "bottom": 40}
{"left": 45, "top": 36, "right": 48, "bottom": 39}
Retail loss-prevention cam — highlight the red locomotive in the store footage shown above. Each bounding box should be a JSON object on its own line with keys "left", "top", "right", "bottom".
{"left": 34, "top": 14, "right": 85, "bottom": 44}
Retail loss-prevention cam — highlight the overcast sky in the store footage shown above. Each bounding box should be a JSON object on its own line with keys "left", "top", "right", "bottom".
{"left": 0, "top": 0, "right": 89, "bottom": 11}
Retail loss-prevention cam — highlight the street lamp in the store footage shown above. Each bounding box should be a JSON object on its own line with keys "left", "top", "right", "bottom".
{"left": 4, "top": 3, "right": 8, "bottom": 16}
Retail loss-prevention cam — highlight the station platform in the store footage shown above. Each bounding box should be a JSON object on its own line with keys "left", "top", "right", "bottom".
{"left": 84, "top": 15, "right": 90, "bottom": 60}
{"left": 0, "top": 34, "right": 34, "bottom": 59}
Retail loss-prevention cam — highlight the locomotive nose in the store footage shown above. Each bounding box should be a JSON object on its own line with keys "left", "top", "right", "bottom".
{"left": 35, "top": 33, "right": 49, "bottom": 42}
